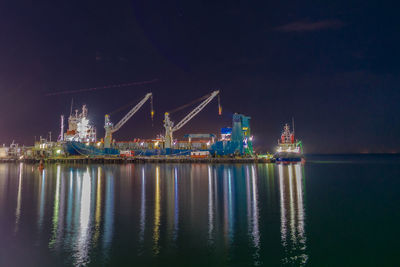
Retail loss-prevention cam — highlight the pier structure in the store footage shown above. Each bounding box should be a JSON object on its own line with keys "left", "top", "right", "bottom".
{"left": 0, "top": 156, "right": 274, "bottom": 164}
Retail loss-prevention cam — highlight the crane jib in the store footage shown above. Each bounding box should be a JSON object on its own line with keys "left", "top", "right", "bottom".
{"left": 172, "top": 90, "right": 219, "bottom": 132}
{"left": 111, "top": 93, "right": 153, "bottom": 132}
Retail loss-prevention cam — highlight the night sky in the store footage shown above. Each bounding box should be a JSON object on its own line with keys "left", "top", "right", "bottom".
{"left": 0, "top": 0, "right": 399, "bottom": 153}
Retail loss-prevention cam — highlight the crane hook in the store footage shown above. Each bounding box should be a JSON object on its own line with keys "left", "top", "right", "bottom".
{"left": 150, "top": 95, "right": 154, "bottom": 126}
{"left": 218, "top": 95, "right": 222, "bottom": 115}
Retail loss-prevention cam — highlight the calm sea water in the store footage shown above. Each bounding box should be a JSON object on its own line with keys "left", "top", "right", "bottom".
{"left": 1, "top": 155, "right": 399, "bottom": 266}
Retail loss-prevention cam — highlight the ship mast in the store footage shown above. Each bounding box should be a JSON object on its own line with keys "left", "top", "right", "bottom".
{"left": 292, "top": 117, "right": 295, "bottom": 137}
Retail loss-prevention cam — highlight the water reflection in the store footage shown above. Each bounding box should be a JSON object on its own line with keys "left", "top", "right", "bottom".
{"left": 139, "top": 166, "right": 146, "bottom": 244}
{"left": 103, "top": 168, "right": 115, "bottom": 261}
{"left": 65, "top": 170, "right": 73, "bottom": 246}
{"left": 49, "top": 165, "right": 61, "bottom": 248}
{"left": 153, "top": 166, "right": 161, "bottom": 255}
{"left": 250, "top": 166, "right": 260, "bottom": 264}
{"left": 223, "top": 168, "right": 235, "bottom": 245}
{"left": 75, "top": 168, "right": 91, "bottom": 264}
{"left": 93, "top": 167, "right": 102, "bottom": 245}
{"left": 38, "top": 169, "right": 46, "bottom": 231}
{"left": 173, "top": 167, "right": 179, "bottom": 241}
{"left": 28, "top": 165, "right": 116, "bottom": 265}
{"left": 278, "top": 163, "right": 308, "bottom": 265}
{"left": 0, "top": 164, "right": 9, "bottom": 213}
{"left": 0, "top": 163, "right": 307, "bottom": 266}
{"left": 14, "top": 163, "right": 23, "bottom": 233}
{"left": 208, "top": 166, "right": 214, "bottom": 243}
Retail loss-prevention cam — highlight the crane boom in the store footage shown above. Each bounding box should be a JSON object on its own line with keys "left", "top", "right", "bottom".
{"left": 104, "top": 92, "right": 153, "bottom": 148}
{"left": 112, "top": 93, "right": 153, "bottom": 132}
{"left": 172, "top": 90, "right": 219, "bottom": 131}
{"left": 164, "top": 90, "right": 219, "bottom": 148}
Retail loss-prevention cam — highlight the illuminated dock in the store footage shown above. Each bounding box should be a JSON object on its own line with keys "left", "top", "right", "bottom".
{"left": 1, "top": 156, "right": 274, "bottom": 164}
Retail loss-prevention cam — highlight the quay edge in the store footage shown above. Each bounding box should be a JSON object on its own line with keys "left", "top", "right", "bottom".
{"left": 0, "top": 156, "right": 275, "bottom": 164}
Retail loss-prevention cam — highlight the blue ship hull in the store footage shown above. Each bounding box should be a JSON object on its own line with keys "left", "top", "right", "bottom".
{"left": 133, "top": 148, "right": 193, "bottom": 156}
{"left": 64, "top": 141, "right": 119, "bottom": 156}
{"left": 64, "top": 142, "right": 204, "bottom": 157}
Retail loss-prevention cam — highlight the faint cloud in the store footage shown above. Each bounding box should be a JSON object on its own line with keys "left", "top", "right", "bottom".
{"left": 96, "top": 51, "right": 103, "bottom": 61}
{"left": 275, "top": 19, "right": 344, "bottom": 32}
{"left": 118, "top": 56, "right": 128, "bottom": 62}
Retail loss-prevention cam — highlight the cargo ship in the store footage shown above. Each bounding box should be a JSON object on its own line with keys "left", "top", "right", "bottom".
{"left": 61, "top": 104, "right": 109, "bottom": 156}
{"left": 60, "top": 105, "right": 197, "bottom": 156}
{"left": 58, "top": 93, "right": 255, "bottom": 158}
{"left": 274, "top": 123, "right": 303, "bottom": 163}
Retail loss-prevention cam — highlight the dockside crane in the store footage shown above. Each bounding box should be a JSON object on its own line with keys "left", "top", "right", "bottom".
{"left": 104, "top": 92, "right": 153, "bottom": 148}
{"left": 164, "top": 90, "right": 220, "bottom": 148}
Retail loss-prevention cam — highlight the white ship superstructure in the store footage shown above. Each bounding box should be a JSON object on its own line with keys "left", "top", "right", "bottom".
{"left": 277, "top": 123, "right": 299, "bottom": 153}
{"left": 64, "top": 105, "right": 96, "bottom": 143}
{"left": 275, "top": 123, "right": 303, "bottom": 163}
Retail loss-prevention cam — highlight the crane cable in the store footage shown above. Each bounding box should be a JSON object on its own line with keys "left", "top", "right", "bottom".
{"left": 168, "top": 93, "right": 210, "bottom": 114}
{"left": 108, "top": 99, "right": 140, "bottom": 116}
{"left": 168, "top": 91, "right": 222, "bottom": 116}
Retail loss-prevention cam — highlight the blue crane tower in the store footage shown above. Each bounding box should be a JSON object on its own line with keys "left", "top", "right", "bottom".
{"left": 212, "top": 113, "right": 254, "bottom": 156}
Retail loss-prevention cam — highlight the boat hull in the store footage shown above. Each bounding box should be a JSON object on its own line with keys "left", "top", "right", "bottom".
{"left": 274, "top": 152, "right": 303, "bottom": 163}
{"left": 275, "top": 157, "right": 302, "bottom": 164}
{"left": 64, "top": 142, "right": 204, "bottom": 157}
{"left": 64, "top": 141, "right": 119, "bottom": 156}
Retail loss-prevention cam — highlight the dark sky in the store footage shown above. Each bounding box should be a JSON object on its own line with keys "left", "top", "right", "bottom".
{"left": 0, "top": 0, "right": 399, "bottom": 153}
